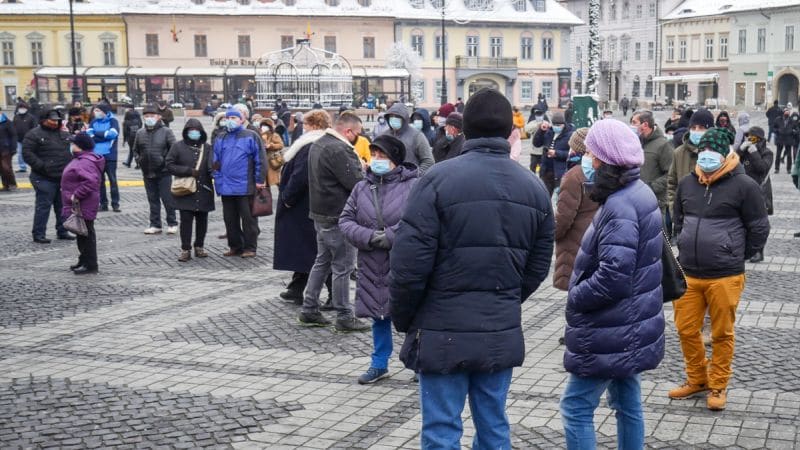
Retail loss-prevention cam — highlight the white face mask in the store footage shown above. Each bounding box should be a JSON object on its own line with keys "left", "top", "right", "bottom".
{"left": 18, "top": 108, "right": 28, "bottom": 114}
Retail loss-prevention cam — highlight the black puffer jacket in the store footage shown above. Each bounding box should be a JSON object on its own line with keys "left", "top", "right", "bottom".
{"left": 21, "top": 125, "right": 72, "bottom": 180}
{"left": 390, "top": 137, "right": 554, "bottom": 374}
{"left": 133, "top": 122, "right": 176, "bottom": 178}
{"left": 166, "top": 119, "right": 215, "bottom": 212}
{"left": 431, "top": 133, "right": 465, "bottom": 162}
{"left": 13, "top": 112, "right": 36, "bottom": 143}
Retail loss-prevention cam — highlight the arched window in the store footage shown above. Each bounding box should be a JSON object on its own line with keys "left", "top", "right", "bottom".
{"left": 632, "top": 75, "right": 640, "bottom": 97}
{"left": 542, "top": 32, "right": 553, "bottom": 61}
{"left": 520, "top": 31, "right": 533, "bottom": 60}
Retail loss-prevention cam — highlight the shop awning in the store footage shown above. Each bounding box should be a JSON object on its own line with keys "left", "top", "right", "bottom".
{"left": 35, "top": 67, "right": 88, "bottom": 76}
{"left": 652, "top": 73, "right": 719, "bottom": 83}
{"left": 176, "top": 67, "right": 226, "bottom": 76}
{"left": 85, "top": 67, "right": 129, "bottom": 77}
{"left": 352, "top": 67, "right": 410, "bottom": 79}
{"left": 126, "top": 67, "right": 178, "bottom": 76}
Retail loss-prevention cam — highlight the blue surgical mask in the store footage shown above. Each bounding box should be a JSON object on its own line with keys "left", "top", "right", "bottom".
{"left": 94, "top": 111, "right": 106, "bottom": 120}
{"left": 226, "top": 119, "right": 241, "bottom": 132}
{"left": 412, "top": 119, "right": 423, "bottom": 130}
{"left": 552, "top": 125, "right": 563, "bottom": 134}
{"left": 144, "top": 117, "right": 158, "bottom": 127}
{"left": 370, "top": 158, "right": 391, "bottom": 175}
{"left": 629, "top": 125, "right": 640, "bottom": 136}
{"left": 689, "top": 130, "right": 705, "bottom": 146}
{"left": 187, "top": 130, "right": 202, "bottom": 141}
{"left": 388, "top": 117, "right": 403, "bottom": 130}
{"left": 697, "top": 150, "right": 723, "bottom": 173}
{"left": 581, "top": 155, "right": 595, "bottom": 181}
{"left": 445, "top": 134, "right": 455, "bottom": 142}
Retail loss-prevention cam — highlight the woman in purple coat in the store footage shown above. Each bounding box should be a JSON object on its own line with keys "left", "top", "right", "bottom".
{"left": 60, "top": 133, "right": 105, "bottom": 275}
{"left": 339, "top": 135, "right": 418, "bottom": 385}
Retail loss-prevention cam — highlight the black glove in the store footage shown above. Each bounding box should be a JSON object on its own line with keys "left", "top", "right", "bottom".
{"left": 793, "top": 175, "right": 798, "bottom": 189}
{"left": 369, "top": 230, "right": 391, "bottom": 250}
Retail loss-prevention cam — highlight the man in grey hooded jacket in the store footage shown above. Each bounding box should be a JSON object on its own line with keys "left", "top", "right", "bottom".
{"left": 384, "top": 103, "right": 434, "bottom": 174}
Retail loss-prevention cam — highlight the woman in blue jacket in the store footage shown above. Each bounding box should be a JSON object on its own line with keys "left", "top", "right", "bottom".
{"left": 560, "top": 119, "right": 665, "bottom": 450}
{"left": 88, "top": 102, "right": 120, "bottom": 212}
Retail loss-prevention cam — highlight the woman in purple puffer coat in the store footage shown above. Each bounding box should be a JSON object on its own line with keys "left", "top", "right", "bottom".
{"left": 60, "top": 132, "right": 104, "bottom": 275}
{"left": 339, "top": 134, "right": 418, "bottom": 385}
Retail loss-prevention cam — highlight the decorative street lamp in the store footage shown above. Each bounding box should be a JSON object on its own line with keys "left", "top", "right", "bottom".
{"left": 440, "top": 6, "right": 447, "bottom": 104}
{"left": 68, "top": 0, "right": 81, "bottom": 103}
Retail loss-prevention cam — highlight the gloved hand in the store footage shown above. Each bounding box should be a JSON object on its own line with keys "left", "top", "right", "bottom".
{"left": 104, "top": 128, "right": 119, "bottom": 140}
{"left": 369, "top": 230, "right": 391, "bottom": 249}
{"left": 85, "top": 128, "right": 95, "bottom": 137}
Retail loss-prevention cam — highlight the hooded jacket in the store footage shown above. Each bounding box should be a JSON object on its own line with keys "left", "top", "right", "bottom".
{"left": 667, "top": 132, "right": 700, "bottom": 208}
{"left": 384, "top": 103, "right": 434, "bottom": 174}
{"left": 0, "top": 113, "right": 16, "bottom": 154}
{"left": 60, "top": 151, "right": 105, "bottom": 221}
{"left": 639, "top": 127, "right": 673, "bottom": 209}
{"left": 165, "top": 118, "right": 215, "bottom": 212}
{"left": 339, "top": 164, "right": 419, "bottom": 319}
{"left": 733, "top": 112, "right": 751, "bottom": 149}
{"left": 212, "top": 124, "right": 266, "bottom": 196}
{"left": 410, "top": 109, "right": 436, "bottom": 146}
{"left": 22, "top": 124, "right": 72, "bottom": 180}
{"left": 258, "top": 118, "right": 285, "bottom": 186}
{"left": 737, "top": 130, "right": 773, "bottom": 215}
{"left": 133, "top": 121, "right": 177, "bottom": 178}
{"left": 673, "top": 154, "right": 770, "bottom": 278}
{"left": 372, "top": 112, "right": 389, "bottom": 139}
{"left": 89, "top": 112, "right": 120, "bottom": 160}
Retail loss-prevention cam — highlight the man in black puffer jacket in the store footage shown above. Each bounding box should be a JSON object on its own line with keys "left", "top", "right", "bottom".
{"left": 22, "top": 106, "right": 74, "bottom": 244}
{"left": 390, "top": 88, "right": 554, "bottom": 448}
{"left": 133, "top": 103, "right": 177, "bottom": 235}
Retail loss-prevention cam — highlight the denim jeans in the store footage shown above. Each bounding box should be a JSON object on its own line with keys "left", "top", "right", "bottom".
{"left": 29, "top": 172, "right": 66, "bottom": 239}
{"left": 560, "top": 373, "right": 644, "bottom": 450}
{"left": 99, "top": 159, "right": 120, "bottom": 209}
{"left": 143, "top": 175, "right": 176, "bottom": 228}
{"left": 371, "top": 318, "right": 392, "bottom": 370}
{"left": 16, "top": 142, "right": 27, "bottom": 171}
{"left": 418, "top": 368, "right": 513, "bottom": 450}
{"left": 302, "top": 221, "right": 355, "bottom": 320}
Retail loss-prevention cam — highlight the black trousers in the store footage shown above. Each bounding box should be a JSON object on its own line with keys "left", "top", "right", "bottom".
{"left": 221, "top": 195, "right": 258, "bottom": 252}
{"left": 529, "top": 154, "right": 543, "bottom": 174}
{"left": 287, "top": 271, "right": 332, "bottom": 296}
{"left": 775, "top": 144, "right": 796, "bottom": 172}
{"left": 179, "top": 210, "right": 209, "bottom": 251}
{"left": 540, "top": 170, "right": 558, "bottom": 199}
{"left": 76, "top": 220, "right": 97, "bottom": 270}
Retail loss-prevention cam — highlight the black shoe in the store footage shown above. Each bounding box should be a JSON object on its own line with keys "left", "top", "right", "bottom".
{"left": 73, "top": 267, "right": 98, "bottom": 275}
{"left": 57, "top": 234, "right": 76, "bottom": 241}
{"left": 122, "top": 162, "right": 130, "bottom": 168}
{"left": 334, "top": 317, "right": 370, "bottom": 333}
{"left": 112, "top": 206, "right": 121, "bottom": 212}
{"left": 279, "top": 290, "right": 302, "bottom": 301}
{"left": 69, "top": 262, "right": 84, "bottom": 270}
{"left": 749, "top": 251, "right": 764, "bottom": 263}
{"left": 794, "top": 232, "right": 800, "bottom": 238}
{"left": 320, "top": 298, "right": 335, "bottom": 311}
{"left": 298, "top": 311, "right": 331, "bottom": 327}
{"left": 33, "top": 237, "right": 51, "bottom": 244}
{"left": 100, "top": 205, "right": 109, "bottom": 212}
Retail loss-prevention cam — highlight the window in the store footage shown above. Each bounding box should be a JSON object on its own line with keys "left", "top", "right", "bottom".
{"left": 280, "top": 35, "right": 293, "bottom": 50}
{"left": 324, "top": 35, "right": 336, "bottom": 55}
{"left": 542, "top": 35, "right": 553, "bottom": 60}
{"left": 622, "top": 1, "right": 629, "bottom": 19}
{"left": 239, "top": 35, "right": 251, "bottom": 57}
{"left": 413, "top": 79, "right": 425, "bottom": 102}
{"left": 679, "top": 39, "right": 687, "bottom": 61}
{"left": 512, "top": 0, "right": 526, "bottom": 12}
{"left": 192, "top": 0, "right": 205, "bottom": 3}
{"left": 30, "top": 41, "right": 43, "bottom": 66}
{"left": 358, "top": 0, "right": 371, "bottom": 5}
{"left": 645, "top": 76, "right": 653, "bottom": 97}
{"left": 575, "top": 45, "right": 582, "bottom": 63}
{"left": 667, "top": 39, "right": 674, "bottom": 61}
{"left": 648, "top": 1, "right": 655, "bottom": 17}
{"left": 621, "top": 40, "right": 629, "bottom": 61}
{"left": 719, "top": 35, "right": 728, "bottom": 59}
{"left": 541, "top": 81, "right": 552, "bottom": 99}
{"left": 411, "top": 32, "right": 424, "bottom": 57}
{"left": 194, "top": 34, "right": 207, "bottom": 57}
{"left": 73, "top": 40, "right": 83, "bottom": 66}
{"left": 435, "top": 33, "right": 447, "bottom": 59}
{"left": 757, "top": 28, "right": 766, "bottom": 53}
{"left": 704, "top": 36, "right": 713, "bottom": 60}
{"left": 738, "top": 29, "right": 746, "bottom": 54}
{"left": 608, "top": 39, "right": 616, "bottom": 61}
{"left": 533, "top": 0, "right": 545, "bottom": 12}
{"left": 520, "top": 36, "right": 532, "bottom": 60}
{"left": 610, "top": 2, "right": 617, "bottom": 20}
{"left": 467, "top": 35, "right": 479, "bottom": 57}
{"left": 521, "top": 80, "right": 533, "bottom": 101}
{"left": 237, "top": 0, "right": 250, "bottom": 4}
{"left": 754, "top": 82, "right": 766, "bottom": 106}
{"left": 325, "top": 0, "right": 339, "bottom": 5}
{"left": 632, "top": 76, "right": 640, "bottom": 97}
{"left": 636, "top": 3, "right": 642, "bottom": 18}
{"left": 434, "top": 80, "right": 448, "bottom": 101}
{"left": 787, "top": 26, "right": 795, "bottom": 51}
{"left": 363, "top": 37, "right": 375, "bottom": 58}
{"left": 146, "top": 33, "right": 159, "bottom": 56}
{"left": 490, "top": 36, "right": 502, "bottom": 58}
{"left": 410, "top": 0, "right": 423, "bottom": 7}
{"left": 2, "top": 41, "right": 13, "bottom": 66}
{"left": 647, "top": 41, "right": 654, "bottom": 60}
{"left": 103, "top": 41, "right": 115, "bottom": 65}
{"left": 635, "top": 42, "right": 641, "bottom": 60}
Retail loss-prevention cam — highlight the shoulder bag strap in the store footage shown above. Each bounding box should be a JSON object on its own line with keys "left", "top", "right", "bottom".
{"left": 369, "top": 184, "right": 385, "bottom": 231}
{"left": 194, "top": 145, "right": 205, "bottom": 173}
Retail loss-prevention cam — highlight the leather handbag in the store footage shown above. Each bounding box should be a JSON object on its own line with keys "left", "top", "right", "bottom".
{"left": 661, "top": 229, "right": 687, "bottom": 303}
{"left": 63, "top": 199, "right": 89, "bottom": 237}
{"left": 250, "top": 185, "right": 273, "bottom": 217}
{"left": 171, "top": 145, "right": 205, "bottom": 197}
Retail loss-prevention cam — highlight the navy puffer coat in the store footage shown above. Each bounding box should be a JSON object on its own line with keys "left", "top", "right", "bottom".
{"left": 565, "top": 168, "right": 666, "bottom": 379}
{"left": 339, "top": 164, "right": 418, "bottom": 319}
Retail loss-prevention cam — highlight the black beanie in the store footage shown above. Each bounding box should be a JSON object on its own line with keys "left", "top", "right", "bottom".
{"left": 369, "top": 134, "right": 406, "bottom": 166}
{"left": 462, "top": 88, "right": 512, "bottom": 140}
{"left": 70, "top": 132, "right": 95, "bottom": 151}
{"left": 689, "top": 109, "right": 714, "bottom": 129}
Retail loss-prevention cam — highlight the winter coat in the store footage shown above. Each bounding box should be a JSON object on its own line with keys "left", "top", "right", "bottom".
{"left": 673, "top": 155, "right": 770, "bottom": 279}
{"left": 534, "top": 123, "right": 575, "bottom": 180}
{"left": 737, "top": 138, "right": 774, "bottom": 215}
{"left": 565, "top": 168, "right": 665, "bottom": 379}
{"left": 60, "top": 151, "right": 105, "bottom": 221}
{"left": 157, "top": 105, "right": 174, "bottom": 126}
{"left": 432, "top": 133, "right": 464, "bottom": 163}
{"left": 212, "top": 126, "right": 266, "bottom": 196}
{"left": 308, "top": 129, "right": 364, "bottom": 224}
{"left": 553, "top": 166, "right": 599, "bottom": 291}
{"left": 340, "top": 165, "right": 418, "bottom": 319}
{"left": 715, "top": 111, "right": 736, "bottom": 137}
{"left": 733, "top": 112, "right": 751, "bottom": 149}
{"left": 123, "top": 110, "right": 142, "bottom": 145}
{"left": 133, "top": 122, "right": 176, "bottom": 179}
{"left": 22, "top": 125, "right": 72, "bottom": 180}
{"left": 259, "top": 119, "right": 284, "bottom": 187}
{"left": 384, "top": 103, "right": 434, "bottom": 174}
{"left": 291, "top": 121, "right": 304, "bottom": 144}
{"left": 774, "top": 116, "right": 796, "bottom": 146}
{"left": 13, "top": 112, "right": 36, "bottom": 143}
{"left": 0, "top": 114, "right": 16, "bottom": 154}
{"left": 639, "top": 127, "right": 674, "bottom": 210}
{"left": 390, "top": 136, "right": 555, "bottom": 374}
{"left": 89, "top": 114, "right": 120, "bottom": 160}
{"left": 410, "top": 109, "right": 436, "bottom": 147}
{"left": 372, "top": 113, "right": 389, "bottom": 139}
{"left": 766, "top": 105, "right": 782, "bottom": 130}
{"left": 666, "top": 133, "right": 699, "bottom": 208}
{"left": 619, "top": 97, "right": 630, "bottom": 109}
{"left": 274, "top": 130, "right": 326, "bottom": 273}
{"left": 165, "top": 119, "right": 215, "bottom": 212}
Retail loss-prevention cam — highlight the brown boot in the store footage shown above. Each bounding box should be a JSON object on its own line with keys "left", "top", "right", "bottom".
{"left": 178, "top": 250, "right": 191, "bottom": 262}
{"left": 707, "top": 389, "right": 727, "bottom": 411}
{"left": 223, "top": 248, "right": 241, "bottom": 257}
{"left": 194, "top": 247, "right": 208, "bottom": 258}
{"left": 241, "top": 250, "right": 257, "bottom": 258}
{"left": 668, "top": 382, "right": 709, "bottom": 399}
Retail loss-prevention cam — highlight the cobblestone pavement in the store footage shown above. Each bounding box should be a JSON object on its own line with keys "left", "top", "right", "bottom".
{"left": 2, "top": 113, "right": 800, "bottom": 449}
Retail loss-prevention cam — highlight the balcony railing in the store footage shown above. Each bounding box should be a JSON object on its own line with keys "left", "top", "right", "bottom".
{"left": 600, "top": 60, "right": 623, "bottom": 72}
{"left": 455, "top": 56, "right": 518, "bottom": 69}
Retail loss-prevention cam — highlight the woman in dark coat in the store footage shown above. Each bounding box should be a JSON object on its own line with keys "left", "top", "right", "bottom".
{"left": 715, "top": 110, "right": 736, "bottom": 138}
{"left": 339, "top": 135, "right": 418, "bottom": 384}
{"left": 0, "top": 109, "right": 17, "bottom": 190}
{"left": 736, "top": 126, "right": 773, "bottom": 262}
{"left": 165, "top": 118, "right": 214, "bottom": 262}
{"left": 560, "top": 119, "right": 665, "bottom": 450}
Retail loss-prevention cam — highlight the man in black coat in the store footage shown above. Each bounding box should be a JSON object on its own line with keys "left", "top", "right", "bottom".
{"left": 765, "top": 100, "right": 782, "bottom": 144}
{"left": 22, "top": 107, "right": 75, "bottom": 243}
{"left": 133, "top": 103, "right": 178, "bottom": 234}
{"left": 774, "top": 108, "right": 796, "bottom": 174}
{"left": 13, "top": 101, "right": 36, "bottom": 173}
{"left": 390, "top": 88, "right": 554, "bottom": 448}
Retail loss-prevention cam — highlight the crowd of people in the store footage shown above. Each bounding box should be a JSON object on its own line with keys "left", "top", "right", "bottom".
{"left": 9, "top": 88, "right": 800, "bottom": 448}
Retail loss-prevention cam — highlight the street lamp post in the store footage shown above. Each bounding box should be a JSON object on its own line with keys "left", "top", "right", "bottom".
{"left": 440, "top": 6, "right": 447, "bottom": 105}
{"left": 68, "top": 0, "right": 81, "bottom": 103}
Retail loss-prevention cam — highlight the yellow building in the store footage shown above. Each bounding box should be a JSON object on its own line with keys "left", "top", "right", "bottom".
{"left": 0, "top": 1, "right": 126, "bottom": 106}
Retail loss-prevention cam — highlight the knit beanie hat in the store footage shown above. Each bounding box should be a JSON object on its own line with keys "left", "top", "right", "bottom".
{"left": 438, "top": 103, "right": 455, "bottom": 118}
{"left": 585, "top": 119, "right": 644, "bottom": 168}
{"left": 551, "top": 111, "right": 566, "bottom": 124}
{"left": 568, "top": 127, "right": 590, "bottom": 155}
{"left": 94, "top": 102, "right": 112, "bottom": 115}
{"left": 370, "top": 134, "right": 406, "bottom": 166}
{"left": 689, "top": 109, "right": 714, "bottom": 129}
{"left": 462, "top": 88, "right": 512, "bottom": 140}
{"left": 697, "top": 127, "right": 733, "bottom": 156}
{"left": 70, "top": 132, "right": 95, "bottom": 151}
{"left": 445, "top": 112, "right": 463, "bottom": 130}
{"left": 225, "top": 107, "right": 242, "bottom": 119}
{"left": 68, "top": 107, "right": 84, "bottom": 117}
{"left": 746, "top": 126, "right": 765, "bottom": 141}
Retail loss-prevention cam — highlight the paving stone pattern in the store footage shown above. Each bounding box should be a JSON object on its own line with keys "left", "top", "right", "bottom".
{"left": 1, "top": 111, "right": 800, "bottom": 448}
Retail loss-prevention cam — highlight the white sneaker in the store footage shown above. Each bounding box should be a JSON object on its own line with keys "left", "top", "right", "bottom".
{"left": 166, "top": 225, "right": 179, "bottom": 235}
{"left": 143, "top": 227, "right": 162, "bottom": 235}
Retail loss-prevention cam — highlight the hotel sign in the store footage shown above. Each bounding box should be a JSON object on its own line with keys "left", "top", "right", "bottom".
{"left": 209, "top": 58, "right": 258, "bottom": 67}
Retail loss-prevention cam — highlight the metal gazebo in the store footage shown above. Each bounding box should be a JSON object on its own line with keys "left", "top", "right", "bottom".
{"left": 255, "top": 39, "right": 353, "bottom": 109}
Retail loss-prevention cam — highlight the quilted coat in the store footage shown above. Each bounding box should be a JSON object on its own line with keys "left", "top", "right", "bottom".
{"left": 565, "top": 168, "right": 666, "bottom": 379}
{"left": 339, "top": 164, "right": 418, "bottom": 319}
{"left": 553, "top": 166, "right": 599, "bottom": 291}
{"left": 60, "top": 151, "right": 105, "bottom": 221}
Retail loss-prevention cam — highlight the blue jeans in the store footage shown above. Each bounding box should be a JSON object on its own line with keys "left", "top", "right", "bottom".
{"left": 419, "top": 369, "right": 513, "bottom": 450}
{"left": 560, "top": 373, "right": 644, "bottom": 450}
{"left": 16, "top": 142, "right": 26, "bottom": 171}
{"left": 99, "top": 159, "right": 119, "bottom": 209}
{"left": 29, "top": 172, "right": 66, "bottom": 239}
{"left": 371, "top": 318, "right": 392, "bottom": 369}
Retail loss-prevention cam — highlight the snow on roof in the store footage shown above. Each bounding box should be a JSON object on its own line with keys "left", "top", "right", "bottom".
{"left": 0, "top": 0, "right": 581, "bottom": 25}
{"left": 664, "top": 0, "right": 800, "bottom": 20}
